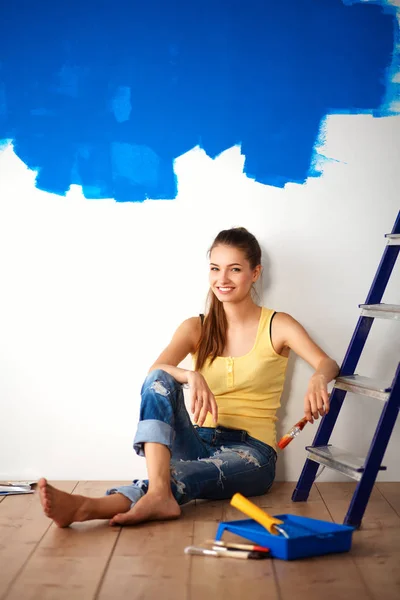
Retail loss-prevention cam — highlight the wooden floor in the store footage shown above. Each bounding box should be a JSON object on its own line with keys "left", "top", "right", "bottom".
{"left": 0, "top": 481, "right": 399, "bottom": 600}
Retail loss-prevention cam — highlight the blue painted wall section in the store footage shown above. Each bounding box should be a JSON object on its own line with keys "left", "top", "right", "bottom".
{"left": 0, "top": 0, "right": 396, "bottom": 201}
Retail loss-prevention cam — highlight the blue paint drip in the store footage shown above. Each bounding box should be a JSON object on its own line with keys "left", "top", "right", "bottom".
{"left": 0, "top": 0, "right": 397, "bottom": 201}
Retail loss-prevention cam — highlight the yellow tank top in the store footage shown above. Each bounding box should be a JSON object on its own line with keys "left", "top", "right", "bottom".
{"left": 191, "top": 307, "right": 288, "bottom": 450}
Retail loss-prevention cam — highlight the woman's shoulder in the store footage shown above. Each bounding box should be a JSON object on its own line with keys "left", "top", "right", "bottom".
{"left": 179, "top": 315, "right": 203, "bottom": 339}
{"left": 260, "top": 305, "right": 280, "bottom": 320}
{"left": 177, "top": 315, "right": 202, "bottom": 356}
{"left": 267, "top": 310, "right": 298, "bottom": 330}
{"left": 176, "top": 315, "right": 202, "bottom": 333}
{"left": 263, "top": 309, "right": 299, "bottom": 335}
{"left": 261, "top": 305, "right": 292, "bottom": 317}
{"left": 269, "top": 311, "right": 296, "bottom": 324}
{"left": 268, "top": 311, "right": 301, "bottom": 346}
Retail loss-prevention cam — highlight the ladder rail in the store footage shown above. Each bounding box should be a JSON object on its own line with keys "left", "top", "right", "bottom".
{"left": 344, "top": 361, "right": 400, "bottom": 527}
{"left": 292, "top": 211, "right": 400, "bottom": 508}
{"left": 341, "top": 209, "right": 400, "bottom": 375}
{"left": 362, "top": 210, "right": 400, "bottom": 307}
{"left": 307, "top": 215, "right": 400, "bottom": 445}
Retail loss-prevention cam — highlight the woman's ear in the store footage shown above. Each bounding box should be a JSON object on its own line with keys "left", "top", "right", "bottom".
{"left": 253, "top": 264, "right": 262, "bottom": 282}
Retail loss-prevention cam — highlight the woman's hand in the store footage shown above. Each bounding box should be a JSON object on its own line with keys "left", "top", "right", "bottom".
{"left": 304, "top": 373, "right": 330, "bottom": 424}
{"left": 187, "top": 371, "right": 218, "bottom": 426}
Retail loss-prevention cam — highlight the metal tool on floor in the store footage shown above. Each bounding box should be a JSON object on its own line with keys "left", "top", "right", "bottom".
{"left": 292, "top": 211, "right": 400, "bottom": 529}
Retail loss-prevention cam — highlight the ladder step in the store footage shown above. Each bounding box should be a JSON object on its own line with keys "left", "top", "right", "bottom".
{"left": 334, "top": 374, "right": 392, "bottom": 402}
{"left": 385, "top": 233, "right": 400, "bottom": 245}
{"left": 360, "top": 303, "right": 400, "bottom": 320}
{"left": 305, "top": 445, "right": 387, "bottom": 481}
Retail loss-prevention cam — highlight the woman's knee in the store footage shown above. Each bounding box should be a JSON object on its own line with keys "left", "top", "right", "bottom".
{"left": 139, "top": 369, "right": 183, "bottom": 423}
{"left": 141, "top": 369, "right": 181, "bottom": 397}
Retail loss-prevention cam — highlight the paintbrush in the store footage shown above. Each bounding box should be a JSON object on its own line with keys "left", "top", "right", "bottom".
{"left": 277, "top": 417, "right": 308, "bottom": 449}
{"left": 205, "top": 539, "right": 270, "bottom": 552}
{"left": 184, "top": 546, "right": 269, "bottom": 560}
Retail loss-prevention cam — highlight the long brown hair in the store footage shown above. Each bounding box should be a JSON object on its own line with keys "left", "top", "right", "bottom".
{"left": 194, "top": 227, "right": 262, "bottom": 371}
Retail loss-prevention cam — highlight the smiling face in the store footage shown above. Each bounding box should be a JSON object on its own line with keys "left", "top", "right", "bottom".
{"left": 209, "top": 244, "right": 261, "bottom": 303}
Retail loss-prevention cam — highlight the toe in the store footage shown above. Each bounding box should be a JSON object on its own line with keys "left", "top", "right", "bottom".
{"left": 110, "top": 513, "right": 129, "bottom": 526}
{"left": 110, "top": 513, "right": 123, "bottom": 524}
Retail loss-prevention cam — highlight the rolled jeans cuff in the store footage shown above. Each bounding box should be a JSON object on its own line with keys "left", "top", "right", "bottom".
{"left": 105, "top": 483, "right": 146, "bottom": 508}
{"left": 133, "top": 419, "right": 175, "bottom": 456}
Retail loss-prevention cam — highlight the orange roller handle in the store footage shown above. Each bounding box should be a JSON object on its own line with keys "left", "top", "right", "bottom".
{"left": 230, "top": 493, "right": 284, "bottom": 536}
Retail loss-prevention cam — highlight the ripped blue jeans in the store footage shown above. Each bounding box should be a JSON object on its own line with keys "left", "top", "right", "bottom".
{"left": 106, "top": 369, "right": 277, "bottom": 507}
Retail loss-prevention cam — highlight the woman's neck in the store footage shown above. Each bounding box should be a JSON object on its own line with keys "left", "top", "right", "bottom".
{"left": 222, "top": 299, "right": 262, "bottom": 327}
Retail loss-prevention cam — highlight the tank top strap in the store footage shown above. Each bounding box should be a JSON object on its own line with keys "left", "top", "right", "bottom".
{"left": 255, "top": 307, "right": 282, "bottom": 358}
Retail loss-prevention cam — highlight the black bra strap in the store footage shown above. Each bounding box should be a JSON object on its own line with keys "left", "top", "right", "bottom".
{"left": 199, "top": 313, "right": 205, "bottom": 326}
{"left": 270, "top": 311, "right": 277, "bottom": 338}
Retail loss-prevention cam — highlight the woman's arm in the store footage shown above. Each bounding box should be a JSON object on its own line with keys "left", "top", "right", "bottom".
{"left": 148, "top": 318, "right": 200, "bottom": 383}
{"left": 271, "top": 313, "right": 340, "bottom": 423}
{"left": 148, "top": 317, "right": 218, "bottom": 424}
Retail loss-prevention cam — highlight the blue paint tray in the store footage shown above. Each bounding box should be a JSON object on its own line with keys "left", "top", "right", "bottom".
{"left": 215, "top": 514, "right": 355, "bottom": 560}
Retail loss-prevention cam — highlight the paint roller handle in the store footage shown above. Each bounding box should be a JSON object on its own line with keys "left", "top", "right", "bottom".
{"left": 230, "top": 493, "right": 283, "bottom": 536}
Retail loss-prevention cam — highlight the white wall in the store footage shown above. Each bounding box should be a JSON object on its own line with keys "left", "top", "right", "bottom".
{"left": 0, "top": 112, "right": 399, "bottom": 483}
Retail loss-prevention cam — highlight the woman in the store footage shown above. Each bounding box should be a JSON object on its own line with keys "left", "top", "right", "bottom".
{"left": 38, "top": 227, "right": 339, "bottom": 527}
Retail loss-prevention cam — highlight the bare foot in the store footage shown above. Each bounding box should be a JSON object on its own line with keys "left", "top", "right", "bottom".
{"left": 109, "top": 491, "right": 181, "bottom": 526}
{"left": 38, "top": 478, "right": 89, "bottom": 528}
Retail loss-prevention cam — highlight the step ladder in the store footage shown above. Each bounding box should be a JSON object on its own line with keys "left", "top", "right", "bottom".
{"left": 292, "top": 211, "right": 400, "bottom": 528}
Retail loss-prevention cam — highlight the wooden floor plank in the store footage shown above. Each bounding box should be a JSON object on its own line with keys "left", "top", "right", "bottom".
{"left": 4, "top": 481, "right": 124, "bottom": 600}
{"left": 316, "top": 482, "right": 400, "bottom": 530}
{"left": 177, "top": 498, "right": 226, "bottom": 524}
{"left": 351, "top": 528, "right": 400, "bottom": 600}
{"left": 192, "top": 499, "right": 226, "bottom": 522}
{"left": 274, "top": 548, "right": 372, "bottom": 600}
{"left": 190, "top": 520, "right": 279, "bottom": 600}
{"left": 316, "top": 482, "right": 382, "bottom": 504}
{"left": 317, "top": 481, "right": 400, "bottom": 600}
{"left": 376, "top": 482, "right": 400, "bottom": 517}
{"left": 0, "top": 481, "right": 77, "bottom": 598}
{"left": 98, "top": 518, "right": 194, "bottom": 600}
{"left": 257, "top": 481, "right": 323, "bottom": 506}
